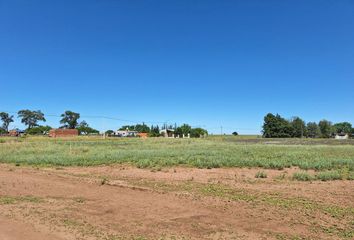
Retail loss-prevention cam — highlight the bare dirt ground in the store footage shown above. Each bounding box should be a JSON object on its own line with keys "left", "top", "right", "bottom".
{"left": 0, "top": 164, "right": 353, "bottom": 240}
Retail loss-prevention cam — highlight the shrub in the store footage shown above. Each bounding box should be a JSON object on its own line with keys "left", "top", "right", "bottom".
{"left": 292, "top": 172, "right": 314, "bottom": 181}
{"left": 255, "top": 171, "right": 267, "bottom": 178}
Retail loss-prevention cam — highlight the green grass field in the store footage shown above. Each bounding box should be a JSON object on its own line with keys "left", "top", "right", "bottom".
{"left": 1, "top": 136, "right": 354, "bottom": 179}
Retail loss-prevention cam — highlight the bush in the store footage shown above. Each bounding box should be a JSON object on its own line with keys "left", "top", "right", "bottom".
{"left": 255, "top": 171, "right": 267, "bottom": 178}
{"left": 292, "top": 172, "right": 314, "bottom": 181}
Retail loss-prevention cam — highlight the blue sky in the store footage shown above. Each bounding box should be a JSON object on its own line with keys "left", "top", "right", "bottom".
{"left": 1, "top": 0, "right": 353, "bottom": 134}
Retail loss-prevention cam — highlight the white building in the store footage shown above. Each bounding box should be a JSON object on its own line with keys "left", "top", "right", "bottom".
{"left": 334, "top": 133, "right": 349, "bottom": 140}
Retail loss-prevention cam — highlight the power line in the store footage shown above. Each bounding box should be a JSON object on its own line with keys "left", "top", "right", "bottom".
{"left": 0, "top": 109, "right": 261, "bottom": 132}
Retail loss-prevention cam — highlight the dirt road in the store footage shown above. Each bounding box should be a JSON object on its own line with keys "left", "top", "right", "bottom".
{"left": 0, "top": 164, "right": 353, "bottom": 239}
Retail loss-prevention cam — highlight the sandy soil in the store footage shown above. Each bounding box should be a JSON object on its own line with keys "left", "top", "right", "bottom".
{"left": 0, "top": 164, "right": 353, "bottom": 240}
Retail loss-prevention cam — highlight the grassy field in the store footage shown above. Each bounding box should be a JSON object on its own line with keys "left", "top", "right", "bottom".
{"left": 1, "top": 136, "right": 354, "bottom": 180}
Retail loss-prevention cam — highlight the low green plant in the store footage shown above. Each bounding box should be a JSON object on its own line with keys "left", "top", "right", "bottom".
{"left": 292, "top": 172, "right": 314, "bottom": 181}
{"left": 315, "top": 171, "right": 342, "bottom": 181}
{"left": 0, "top": 137, "right": 353, "bottom": 175}
{"left": 255, "top": 171, "right": 267, "bottom": 178}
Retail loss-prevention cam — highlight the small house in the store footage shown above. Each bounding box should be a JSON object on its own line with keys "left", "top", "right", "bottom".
{"left": 49, "top": 129, "right": 79, "bottom": 138}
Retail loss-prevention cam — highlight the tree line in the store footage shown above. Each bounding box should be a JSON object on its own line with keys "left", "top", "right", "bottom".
{"left": 110, "top": 123, "right": 208, "bottom": 138}
{"left": 0, "top": 110, "right": 208, "bottom": 137}
{"left": 262, "top": 113, "right": 353, "bottom": 138}
{"left": 0, "top": 110, "right": 99, "bottom": 135}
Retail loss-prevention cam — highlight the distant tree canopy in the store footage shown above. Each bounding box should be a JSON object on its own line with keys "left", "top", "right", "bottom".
{"left": 0, "top": 128, "right": 6, "bottom": 134}
{"left": 105, "top": 130, "right": 114, "bottom": 135}
{"left": 290, "top": 117, "right": 306, "bottom": 138}
{"left": 117, "top": 123, "right": 207, "bottom": 138}
{"left": 76, "top": 121, "right": 99, "bottom": 135}
{"left": 232, "top": 132, "right": 238, "bottom": 136}
{"left": 18, "top": 110, "right": 46, "bottom": 129}
{"left": 318, "top": 120, "right": 332, "bottom": 138}
{"left": 332, "top": 122, "right": 352, "bottom": 135}
{"left": 149, "top": 125, "right": 160, "bottom": 137}
{"left": 175, "top": 124, "right": 192, "bottom": 137}
{"left": 262, "top": 113, "right": 353, "bottom": 138}
{"left": 0, "top": 112, "right": 14, "bottom": 132}
{"left": 60, "top": 111, "right": 80, "bottom": 129}
{"left": 262, "top": 113, "right": 293, "bottom": 138}
{"left": 119, "top": 123, "right": 150, "bottom": 133}
{"left": 26, "top": 125, "right": 52, "bottom": 135}
{"left": 306, "top": 122, "right": 320, "bottom": 138}
{"left": 190, "top": 128, "right": 208, "bottom": 138}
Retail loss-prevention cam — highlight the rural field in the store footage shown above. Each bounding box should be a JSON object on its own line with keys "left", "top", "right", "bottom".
{"left": 0, "top": 136, "right": 353, "bottom": 240}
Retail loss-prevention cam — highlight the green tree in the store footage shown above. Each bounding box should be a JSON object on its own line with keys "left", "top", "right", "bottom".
{"left": 290, "top": 117, "right": 306, "bottom": 138}
{"left": 175, "top": 124, "right": 192, "bottom": 137}
{"left": 149, "top": 125, "right": 161, "bottom": 137}
{"left": 262, "top": 113, "right": 293, "bottom": 138}
{"left": 190, "top": 128, "right": 208, "bottom": 138}
{"left": 332, "top": 122, "right": 352, "bottom": 135}
{"left": 18, "top": 110, "right": 46, "bottom": 129}
{"left": 119, "top": 125, "right": 135, "bottom": 131}
{"left": 232, "top": 132, "right": 238, "bottom": 136}
{"left": 0, "top": 112, "right": 14, "bottom": 132}
{"left": 77, "top": 121, "right": 99, "bottom": 135}
{"left": 306, "top": 122, "right": 320, "bottom": 138}
{"left": 105, "top": 130, "right": 114, "bottom": 135}
{"left": 134, "top": 123, "right": 150, "bottom": 133}
{"left": 318, "top": 120, "right": 332, "bottom": 138}
{"left": 26, "top": 125, "right": 52, "bottom": 135}
{"left": 60, "top": 111, "right": 80, "bottom": 129}
{"left": 119, "top": 123, "right": 150, "bottom": 133}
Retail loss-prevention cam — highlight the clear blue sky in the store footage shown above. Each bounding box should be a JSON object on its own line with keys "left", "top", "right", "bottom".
{"left": 1, "top": 0, "right": 353, "bottom": 134}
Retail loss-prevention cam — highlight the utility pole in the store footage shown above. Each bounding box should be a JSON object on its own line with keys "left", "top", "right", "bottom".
{"left": 220, "top": 126, "right": 223, "bottom": 136}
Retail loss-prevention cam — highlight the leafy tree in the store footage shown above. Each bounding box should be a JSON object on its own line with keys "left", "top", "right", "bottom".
{"left": 190, "top": 128, "right": 208, "bottom": 138}
{"left": 0, "top": 128, "right": 6, "bottom": 134}
{"left": 119, "top": 125, "right": 135, "bottom": 131}
{"left": 175, "top": 124, "right": 192, "bottom": 137}
{"left": 290, "top": 117, "right": 306, "bottom": 138}
{"left": 149, "top": 125, "right": 161, "bottom": 137}
{"left": 26, "top": 125, "right": 52, "bottom": 135}
{"left": 119, "top": 123, "right": 150, "bottom": 133}
{"left": 78, "top": 120, "right": 88, "bottom": 128}
{"left": 134, "top": 123, "right": 150, "bottom": 133}
{"left": 60, "top": 111, "right": 80, "bottom": 129}
{"left": 77, "top": 121, "right": 99, "bottom": 135}
{"left": 0, "top": 112, "right": 14, "bottom": 132}
{"left": 105, "top": 130, "right": 114, "bottom": 135}
{"left": 262, "top": 113, "right": 293, "bottom": 138}
{"left": 18, "top": 110, "right": 46, "bottom": 129}
{"left": 232, "top": 132, "right": 238, "bottom": 136}
{"left": 332, "top": 122, "right": 352, "bottom": 135}
{"left": 306, "top": 122, "right": 320, "bottom": 138}
{"left": 318, "top": 120, "right": 332, "bottom": 138}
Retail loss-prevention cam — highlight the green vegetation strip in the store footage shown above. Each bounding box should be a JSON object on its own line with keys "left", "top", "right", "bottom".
{"left": 0, "top": 138, "right": 354, "bottom": 174}
{"left": 0, "top": 195, "right": 42, "bottom": 204}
